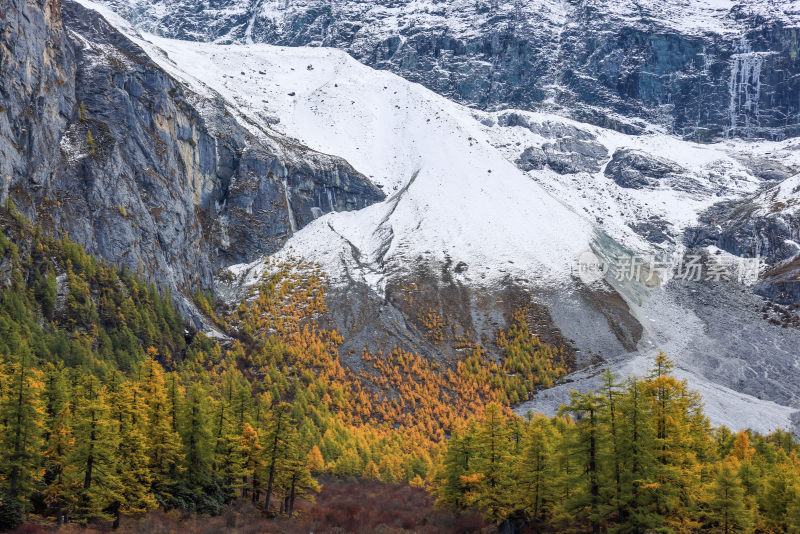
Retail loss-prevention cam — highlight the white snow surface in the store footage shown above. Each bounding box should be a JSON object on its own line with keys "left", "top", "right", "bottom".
{"left": 121, "top": 30, "right": 772, "bottom": 291}
{"left": 518, "top": 352, "right": 797, "bottom": 436}
{"left": 135, "top": 33, "right": 600, "bottom": 292}
{"left": 77, "top": 0, "right": 800, "bottom": 432}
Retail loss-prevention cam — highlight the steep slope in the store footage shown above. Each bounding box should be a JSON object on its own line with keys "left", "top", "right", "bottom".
{"left": 139, "top": 35, "right": 593, "bottom": 288}
{"left": 0, "top": 0, "right": 384, "bottom": 324}
{"left": 7, "top": 0, "right": 800, "bottom": 433}
{"left": 84, "top": 15, "right": 800, "bottom": 432}
{"left": 96, "top": 0, "right": 800, "bottom": 141}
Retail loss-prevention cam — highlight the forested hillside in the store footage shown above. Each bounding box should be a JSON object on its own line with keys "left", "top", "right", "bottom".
{"left": 0, "top": 202, "right": 798, "bottom": 533}
{"left": 0, "top": 203, "right": 561, "bottom": 530}
{"left": 4, "top": 0, "right": 800, "bottom": 530}
{"left": 434, "top": 357, "right": 800, "bottom": 532}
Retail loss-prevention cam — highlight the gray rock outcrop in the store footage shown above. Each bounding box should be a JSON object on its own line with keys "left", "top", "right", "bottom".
{"left": 605, "top": 148, "right": 686, "bottom": 189}
{"left": 95, "top": 0, "right": 800, "bottom": 141}
{"left": 686, "top": 180, "right": 800, "bottom": 303}
{"left": 0, "top": 0, "right": 384, "bottom": 323}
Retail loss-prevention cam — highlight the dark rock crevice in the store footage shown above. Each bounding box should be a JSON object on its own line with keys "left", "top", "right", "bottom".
{"left": 0, "top": 0, "right": 385, "bottom": 324}
{"left": 97, "top": 0, "right": 800, "bottom": 141}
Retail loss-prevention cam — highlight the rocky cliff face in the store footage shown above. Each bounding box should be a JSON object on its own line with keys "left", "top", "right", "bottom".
{"left": 0, "top": 0, "right": 384, "bottom": 323}
{"left": 686, "top": 173, "right": 800, "bottom": 303}
{"left": 5, "top": 0, "right": 800, "bottom": 432}
{"left": 95, "top": 0, "right": 800, "bottom": 142}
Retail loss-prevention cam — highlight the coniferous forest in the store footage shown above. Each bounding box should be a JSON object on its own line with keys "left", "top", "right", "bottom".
{"left": 0, "top": 202, "right": 798, "bottom": 534}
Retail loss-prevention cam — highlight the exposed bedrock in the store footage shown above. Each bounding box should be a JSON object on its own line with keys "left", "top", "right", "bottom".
{"left": 0, "top": 0, "right": 384, "bottom": 323}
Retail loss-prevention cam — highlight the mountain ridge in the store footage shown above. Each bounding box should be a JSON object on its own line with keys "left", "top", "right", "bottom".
{"left": 4, "top": 0, "right": 800, "bottom": 434}
{"left": 95, "top": 0, "right": 800, "bottom": 141}
{"left": 0, "top": 0, "right": 384, "bottom": 326}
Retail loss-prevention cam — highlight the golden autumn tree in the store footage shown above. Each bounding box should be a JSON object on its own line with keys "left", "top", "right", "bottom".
{"left": 140, "top": 355, "right": 183, "bottom": 500}
{"left": 0, "top": 340, "right": 46, "bottom": 511}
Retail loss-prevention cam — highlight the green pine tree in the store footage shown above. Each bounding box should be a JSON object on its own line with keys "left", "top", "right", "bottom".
{"left": 180, "top": 382, "right": 213, "bottom": 490}
{"left": 561, "top": 391, "right": 605, "bottom": 534}
{"left": 42, "top": 404, "right": 77, "bottom": 527}
{"left": 434, "top": 426, "right": 475, "bottom": 509}
{"left": 0, "top": 340, "right": 46, "bottom": 510}
{"left": 110, "top": 379, "right": 157, "bottom": 527}
{"left": 67, "top": 375, "right": 123, "bottom": 524}
{"left": 517, "top": 413, "right": 559, "bottom": 524}
{"left": 598, "top": 368, "right": 626, "bottom": 525}
{"left": 706, "top": 459, "right": 752, "bottom": 533}
{"left": 465, "top": 403, "right": 513, "bottom": 521}
{"left": 263, "top": 402, "right": 292, "bottom": 514}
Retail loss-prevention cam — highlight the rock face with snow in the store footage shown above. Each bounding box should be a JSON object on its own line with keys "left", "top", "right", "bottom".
{"left": 0, "top": 0, "right": 383, "bottom": 322}
{"left": 127, "top": 11, "right": 800, "bottom": 432}
{"left": 96, "top": 0, "right": 800, "bottom": 141}
{"left": 4, "top": 0, "right": 800, "bottom": 434}
{"left": 687, "top": 173, "right": 800, "bottom": 303}
{"left": 605, "top": 149, "right": 686, "bottom": 189}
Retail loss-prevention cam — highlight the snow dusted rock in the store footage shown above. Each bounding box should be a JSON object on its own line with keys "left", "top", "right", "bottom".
{"left": 95, "top": 0, "right": 800, "bottom": 141}
{"left": 515, "top": 147, "right": 548, "bottom": 172}
{"left": 0, "top": 0, "right": 383, "bottom": 325}
{"left": 687, "top": 173, "right": 800, "bottom": 303}
{"left": 506, "top": 112, "right": 609, "bottom": 174}
{"left": 605, "top": 148, "right": 686, "bottom": 189}
{"left": 628, "top": 217, "right": 674, "bottom": 245}
{"left": 541, "top": 137, "right": 609, "bottom": 175}
{"left": 515, "top": 138, "right": 608, "bottom": 175}
{"left": 737, "top": 156, "right": 797, "bottom": 182}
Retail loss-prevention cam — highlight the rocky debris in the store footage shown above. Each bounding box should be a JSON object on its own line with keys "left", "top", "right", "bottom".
{"left": 574, "top": 280, "right": 643, "bottom": 353}
{"left": 757, "top": 299, "right": 800, "bottom": 329}
{"left": 605, "top": 148, "right": 686, "bottom": 189}
{"left": 497, "top": 113, "right": 597, "bottom": 141}
{"left": 315, "top": 260, "right": 583, "bottom": 374}
{"left": 0, "top": 0, "right": 384, "bottom": 325}
{"left": 515, "top": 146, "right": 547, "bottom": 172}
{"left": 686, "top": 175, "right": 800, "bottom": 303}
{"left": 503, "top": 113, "right": 609, "bottom": 174}
{"left": 517, "top": 138, "right": 608, "bottom": 175}
{"left": 756, "top": 255, "right": 800, "bottom": 304}
{"left": 669, "top": 278, "right": 800, "bottom": 409}
{"left": 541, "top": 137, "right": 609, "bottom": 175}
{"left": 96, "top": 0, "right": 800, "bottom": 141}
{"left": 737, "top": 157, "right": 797, "bottom": 182}
{"left": 628, "top": 217, "right": 674, "bottom": 244}
{"left": 687, "top": 203, "right": 800, "bottom": 266}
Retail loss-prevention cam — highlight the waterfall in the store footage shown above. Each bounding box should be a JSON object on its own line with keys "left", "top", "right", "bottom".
{"left": 283, "top": 178, "right": 298, "bottom": 234}
{"left": 727, "top": 37, "right": 765, "bottom": 139}
{"left": 326, "top": 188, "right": 336, "bottom": 211}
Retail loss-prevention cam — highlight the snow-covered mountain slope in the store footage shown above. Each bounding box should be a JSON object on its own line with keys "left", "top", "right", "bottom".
{"left": 136, "top": 34, "right": 599, "bottom": 292}
{"left": 79, "top": 0, "right": 800, "bottom": 433}
{"left": 128, "top": 29, "right": 769, "bottom": 286}
{"left": 96, "top": 0, "right": 800, "bottom": 141}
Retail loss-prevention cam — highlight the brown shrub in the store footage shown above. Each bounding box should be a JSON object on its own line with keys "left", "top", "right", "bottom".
{"left": 17, "top": 478, "right": 493, "bottom": 534}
